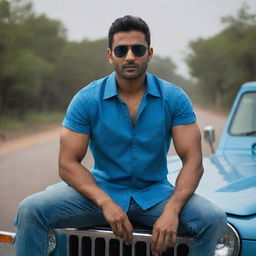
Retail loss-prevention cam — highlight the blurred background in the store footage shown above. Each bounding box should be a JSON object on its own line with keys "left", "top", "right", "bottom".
{"left": 0, "top": 0, "right": 256, "bottom": 129}
{"left": 0, "top": 0, "right": 256, "bottom": 254}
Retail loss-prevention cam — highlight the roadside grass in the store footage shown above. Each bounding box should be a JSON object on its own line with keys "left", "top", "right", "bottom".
{"left": 0, "top": 111, "right": 64, "bottom": 134}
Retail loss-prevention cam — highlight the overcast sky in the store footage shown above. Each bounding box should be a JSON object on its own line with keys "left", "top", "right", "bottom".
{"left": 32, "top": 0, "right": 256, "bottom": 77}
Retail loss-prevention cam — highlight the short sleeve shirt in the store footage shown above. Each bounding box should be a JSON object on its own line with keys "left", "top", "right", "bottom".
{"left": 62, "top": 72, "right": 196, "bottom": 211}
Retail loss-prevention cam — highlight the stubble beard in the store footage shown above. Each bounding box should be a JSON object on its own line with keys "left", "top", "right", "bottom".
{"left": 114, "top": 60, "right": 149, "bottom": 80}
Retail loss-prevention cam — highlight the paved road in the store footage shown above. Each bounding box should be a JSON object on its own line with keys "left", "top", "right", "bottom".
{"left": 0, "top": 107, "right": 227, "bottom": 255}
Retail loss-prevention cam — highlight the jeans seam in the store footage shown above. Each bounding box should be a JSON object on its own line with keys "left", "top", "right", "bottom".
{"left": 50, "top": 211, "right": 104, "bottom": 227}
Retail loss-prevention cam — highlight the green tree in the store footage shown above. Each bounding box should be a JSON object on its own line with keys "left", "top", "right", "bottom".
{"left": 0, "top": 0, "right": 48, "bottom": 115}
{"left": 50, "top": 38, "right": 113, "bottom": 109}
{"left": 148, "top": 55, "right": 195, "bottom": 97}
{"left": 24, "top": 14, "right": 66, "bottom": 111}
{"left": 0, "top": 0, "right": 66, "bottom": 115}
{"left": 186, "top": 4, "right": 256, "bottom": 109}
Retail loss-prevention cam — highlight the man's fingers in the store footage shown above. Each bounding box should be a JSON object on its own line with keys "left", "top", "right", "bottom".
{"left": 162, "top": 231, "right": 176, "bottom": 251}
{"left": 155, "top": 232, "right": 165, "bottom": 255}
{"left": 115, "top": 222, "right": 124, "bottom": 238}
{"left": 152, "top": 230, "right": 177, "bottom": 255}
{"left": 171, "top": 232, "right": 177, "bottom": 247}
{"left": 109, "top": 217, "right": 133, "bottom": 244}
{"left": 110, "top": 223, "right": 119, "bottom": 238}
{"left": 151, "top": 228, "right": 159, "bottom": 253}
{"left": 163, "top": 232, "right": 170, "bottom": 251}
{"left": 123, "top": 219, "right": 133, "bottom": 243}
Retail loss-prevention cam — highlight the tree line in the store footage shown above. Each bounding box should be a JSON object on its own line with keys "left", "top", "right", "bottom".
{"left": 0, "top": 0, "right": 188, "bottom": 118}
{"left": 1, "top": 1, "right": 255, "bottom": 118}
{"left": 186, "top": 4, "right": 256, "bottom": 109}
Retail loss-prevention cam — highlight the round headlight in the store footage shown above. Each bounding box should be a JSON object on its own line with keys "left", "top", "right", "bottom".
{"left": 48, "top": 230, "right": 57, "bottom": 254}
{"left": 215, "top": 223, "right": 240, "bottom": 256}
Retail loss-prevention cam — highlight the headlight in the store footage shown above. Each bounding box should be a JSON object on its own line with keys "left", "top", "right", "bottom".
{"left": 215, "top": 223, "right": 240, "bottom": 256}
{"left": 48, "top": 230, "right": 57, "bottom": 254}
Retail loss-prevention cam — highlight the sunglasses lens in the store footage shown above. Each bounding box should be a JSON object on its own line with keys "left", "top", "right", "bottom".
{"left": 114, "top": 46, "right": 128, "bottom": 58}
{"left": 132, "top": 45, "right": 147, "bottom": 57}
{"left": 113, "top": 45, "right": 147, "bottom": 58}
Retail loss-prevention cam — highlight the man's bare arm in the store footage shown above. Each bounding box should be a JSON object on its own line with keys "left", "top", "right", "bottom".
{"left": 166, "top": 122, "right": 203, "bottom": 213}
{"left": 59, "top": 127, "right": 133, "bottom": 243}
{"left": 151, "top": 123, "right": 203, "bottom": 255}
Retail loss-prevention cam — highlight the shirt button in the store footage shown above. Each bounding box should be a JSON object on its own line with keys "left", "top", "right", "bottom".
{"left": 132, "top": 156, "right": 137, "bottom": 160}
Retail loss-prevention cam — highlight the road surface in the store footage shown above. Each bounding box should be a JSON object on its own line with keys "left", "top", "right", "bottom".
{"left": 0, "top": 107, "right": 226, "bottom": 255}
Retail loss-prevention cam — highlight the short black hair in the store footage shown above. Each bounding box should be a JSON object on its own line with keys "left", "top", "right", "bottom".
{"left": 108, "top": 15, "right": 151, "bottom": 48}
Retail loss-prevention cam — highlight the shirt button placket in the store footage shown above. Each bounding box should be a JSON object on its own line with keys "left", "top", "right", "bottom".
{"left": 131, "top": 129, "right": 137, "bottom": 186}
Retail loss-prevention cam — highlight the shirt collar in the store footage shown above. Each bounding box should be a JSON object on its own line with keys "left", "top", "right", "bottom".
{"left": 145, "top": 72, "right": 161, "bottom": 97}
{"left": 103, "top": 72, "right": 118, "bottom": 100}
{"left": 103, "top": 71, "right": 161, "bottom": 100}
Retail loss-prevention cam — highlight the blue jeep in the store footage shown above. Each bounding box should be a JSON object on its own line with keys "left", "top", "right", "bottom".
{"left": 1, "top": 82, "right": 255, "bottom": 256}
{"left": 167, "top": 81, "right": 256, "bottom": 256}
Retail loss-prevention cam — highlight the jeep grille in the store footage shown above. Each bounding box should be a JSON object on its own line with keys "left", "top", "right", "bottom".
{"left": 55, "top": 227, "right": 192, "bottom": 256}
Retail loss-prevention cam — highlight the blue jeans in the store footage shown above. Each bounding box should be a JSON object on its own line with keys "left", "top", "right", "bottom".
{"left": 14, "top": 184, "right": 227, "bottom": 256}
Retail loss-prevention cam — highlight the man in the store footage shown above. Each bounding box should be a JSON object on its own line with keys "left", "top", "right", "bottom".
{"left": 15, "top": 15, "right": 226, "bottom": 256}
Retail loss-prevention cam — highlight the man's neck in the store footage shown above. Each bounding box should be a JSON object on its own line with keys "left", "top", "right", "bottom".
{"left": 116, "top": 73, "right": 146, "bottom": 97}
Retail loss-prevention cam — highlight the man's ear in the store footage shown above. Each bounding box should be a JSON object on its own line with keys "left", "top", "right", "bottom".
{"left": 107, "top": 48, "right": 113, "bottom": 64}
{"left": 148, "top": 47, "right": 153, "bottom": 61}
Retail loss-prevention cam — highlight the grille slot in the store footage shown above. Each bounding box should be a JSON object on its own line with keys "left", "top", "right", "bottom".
{"left": 177, "top": 244, "right": 189, "bottom": 255}
{"left": 56, "top": 227, "right": 192, "bottom": 256}
{"left": 81, "top": 237, "right": 92, "bottom": 255}
{"left": 162, "top": 247, "right": 174, "bottom": 256}
{"left": 123, "top": 242, "right": 132, "bottom": 256}
{"left": 69, "top": 235, "right": 79, "bottom": 256}
{"left": 135, "top": 241, "right": 147, "bottom": 255}
{"left": 95, "top": 238, "right": 105, "bottom": 255}
{"left": 109, "top": 239, "right": 120, "bottom": 256}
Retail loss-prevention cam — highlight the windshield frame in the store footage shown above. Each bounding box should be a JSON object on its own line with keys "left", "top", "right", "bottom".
{"left": 228, "top": 91, "right": 256, "bottom": 136}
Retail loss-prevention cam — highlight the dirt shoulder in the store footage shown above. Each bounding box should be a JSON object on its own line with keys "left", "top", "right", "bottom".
{"left": 0, "top": 125, "right": 62, "bottom": 156}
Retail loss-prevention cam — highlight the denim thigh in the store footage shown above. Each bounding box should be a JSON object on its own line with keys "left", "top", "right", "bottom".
{"left": 15, "top": 183, "right": 107, "bottom": 229}
{"left": 128, "top": 193, "right": 226, "bottom": 236}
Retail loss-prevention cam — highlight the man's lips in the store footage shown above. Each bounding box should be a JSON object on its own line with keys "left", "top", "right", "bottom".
{"left": 123, "top": 65, "right": 138, "bottom": 69}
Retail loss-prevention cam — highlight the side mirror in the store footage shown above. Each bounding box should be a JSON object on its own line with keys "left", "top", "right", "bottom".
{"left": 203, "top": 126, "right": 215, "bottom": 153}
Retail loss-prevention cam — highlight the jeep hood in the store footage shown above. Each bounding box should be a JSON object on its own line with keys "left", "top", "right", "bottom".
{"left": 167, "top": 154, "right": 256, "bottom": 216}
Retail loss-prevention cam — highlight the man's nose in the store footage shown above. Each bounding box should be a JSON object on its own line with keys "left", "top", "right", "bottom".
{"left": 125, "top": 48, "right": 136, "bottom": 61}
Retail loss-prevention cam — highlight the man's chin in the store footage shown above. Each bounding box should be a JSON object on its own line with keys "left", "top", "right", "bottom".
{"left": 120, "top": 71, "right": 144, "bottom": 80}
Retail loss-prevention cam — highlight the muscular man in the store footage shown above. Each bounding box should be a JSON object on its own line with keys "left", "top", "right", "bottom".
{"left": 15, "top": 15, "right": 227, "bottom": 256}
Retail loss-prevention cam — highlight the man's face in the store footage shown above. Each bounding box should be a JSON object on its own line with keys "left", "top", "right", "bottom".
{"left": 108, "top": 31, "right": 153, "bottom": 80}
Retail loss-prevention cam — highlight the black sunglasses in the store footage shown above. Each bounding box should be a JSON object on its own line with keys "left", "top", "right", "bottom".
{"left": 112, "top": 44, "right": 148, "bottom": 58}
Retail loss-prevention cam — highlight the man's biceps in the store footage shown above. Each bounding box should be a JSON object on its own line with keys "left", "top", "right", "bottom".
{"left": 60, "top": 129, "right": 89, "bottom": 155}
{"left": 61, "top": 128, "right": 90, "bottom": 143}
{"left": 172, "top": 123, "right": 200, "bottom": 138}
{"left": 172, "top": 125, "right": 201, "bottom": 151}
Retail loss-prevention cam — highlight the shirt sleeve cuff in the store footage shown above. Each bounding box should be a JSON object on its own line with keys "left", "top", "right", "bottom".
{"left": 171, "top": 114, "right": 196, "bottom": 127}
{"left": 62, "top": 119, "right": 90, "bottom": 134}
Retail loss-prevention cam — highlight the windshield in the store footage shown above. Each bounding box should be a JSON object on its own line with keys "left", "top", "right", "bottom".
{"left": 229, "top": 92, "right": 256, "bottom": 136}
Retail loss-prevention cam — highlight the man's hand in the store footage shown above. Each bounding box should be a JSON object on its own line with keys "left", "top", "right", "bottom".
{"left": 151, "top": 209, "right": 179, "bottom": 256}
{"left": 101, "top": 200, "right": 133, "bottom": 244}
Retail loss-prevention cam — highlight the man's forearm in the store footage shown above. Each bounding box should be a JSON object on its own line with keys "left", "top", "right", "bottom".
{"left": 59, "top": 161, "right": 112, "bottom": 208}
{"left": 165, "top": 161, "right": 204, "bottom": 214}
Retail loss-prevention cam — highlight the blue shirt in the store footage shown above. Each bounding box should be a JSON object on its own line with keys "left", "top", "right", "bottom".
{"left": 62, "top": 72, "right": 196, "bottom": 211}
